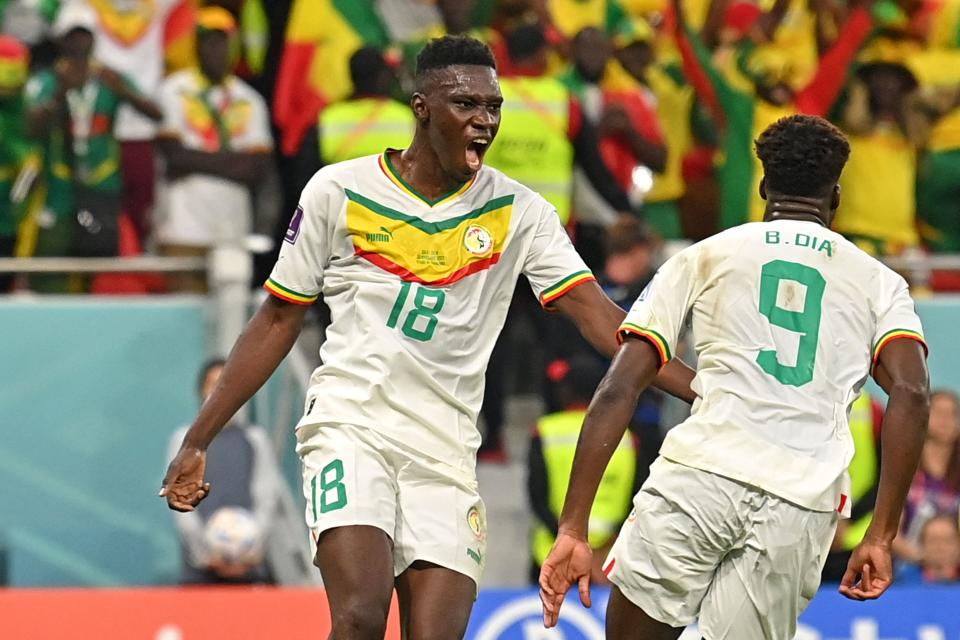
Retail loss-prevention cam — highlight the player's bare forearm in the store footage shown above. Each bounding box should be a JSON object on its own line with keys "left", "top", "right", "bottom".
{"left": 181, "top": 295, "right": 309, "bottom": 450}
{"left": 869, "top": 339, "right": 929, "bottom": 542}
{"left": 557, "top": 338, "right": 660, "bottom": 537}
{"left": 551, "top": 280, "right": 625, "bottom": 357}
{"left": 652, "top": 359, "right": 698, "bottom": 403}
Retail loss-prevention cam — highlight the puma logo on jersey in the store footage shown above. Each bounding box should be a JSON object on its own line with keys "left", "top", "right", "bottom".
{"left": 366, "top": 227, "right": 394, "bottom": 243}
{"left": 467, "top": 547, "right": 483, "bottom": 565}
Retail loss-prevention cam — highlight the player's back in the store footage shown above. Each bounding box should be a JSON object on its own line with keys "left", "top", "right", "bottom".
{"left": 631, "top": 219, "right": 923, "bottom": 514}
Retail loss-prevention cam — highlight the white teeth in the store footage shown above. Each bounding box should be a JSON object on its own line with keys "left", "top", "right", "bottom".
{"left": 473, "top": 139, "right": 489, "bottom": 145}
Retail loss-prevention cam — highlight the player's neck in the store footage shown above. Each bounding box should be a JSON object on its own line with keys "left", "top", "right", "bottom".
{"left": 764, "top": 195, "right": 830, "bottom": 228}
{"left": 395, "top": 139, "right": 465, "bottom": 200}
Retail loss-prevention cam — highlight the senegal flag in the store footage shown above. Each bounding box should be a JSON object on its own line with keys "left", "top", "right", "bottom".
{"left": 273, "top": 0, "right": 389, "bottom": 156}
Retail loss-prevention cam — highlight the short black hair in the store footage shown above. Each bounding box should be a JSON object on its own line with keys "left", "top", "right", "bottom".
{"left": 350, "top": 46, "right": 390, "bottom": 94}
{"left": 754, "top": 115, "right": 850, "bottom": 197}
{"left": 505, "top": 23, "right": 546, "bottom": 63}
{"left": 415, "top": 35, "right": 496, "bottom": 86}
{"left": 553, "top": 355, "right": 606, "bottom": 405}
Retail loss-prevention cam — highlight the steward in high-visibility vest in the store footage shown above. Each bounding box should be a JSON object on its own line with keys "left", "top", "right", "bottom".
{"left": 483, "top": 75, "right": 574, "bottom": 223}
{"left": 318, "top": 47, "right": 414, "bottom": 165}
{"left": 528, "top": 356, "right": 637, "bottom": 581}
{"left": 822, "top": 392, "right": 880, "bottom": 581}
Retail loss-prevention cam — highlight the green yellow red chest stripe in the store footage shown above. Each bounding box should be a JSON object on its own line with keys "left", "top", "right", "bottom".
{"left": 345, "top": 188, "right": 515, "bottom": 286}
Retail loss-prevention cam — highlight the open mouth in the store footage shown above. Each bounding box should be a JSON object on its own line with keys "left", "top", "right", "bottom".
{"left": 465, "top": 138, "right": 490, "bottom": 172}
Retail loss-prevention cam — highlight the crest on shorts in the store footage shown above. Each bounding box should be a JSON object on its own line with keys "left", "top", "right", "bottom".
{"left": 467, "top": 505, "right": 486, "bottom": 542}
{"left": 463, "top": 224, "right": 493, "bottom": 257}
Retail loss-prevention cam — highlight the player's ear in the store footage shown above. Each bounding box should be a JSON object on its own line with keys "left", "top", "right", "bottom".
{"left": 411, "top": 93, "right": 429, "bottom": 126}
{"left": 831, "top": 184, "right": 841, "bottom": 211}
{"left": 759, "top": 177, "right": 767, "bottom": 201}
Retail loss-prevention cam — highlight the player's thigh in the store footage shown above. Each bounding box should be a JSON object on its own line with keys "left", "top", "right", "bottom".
{"left": 606, "top": 586, "right": 685, "bottom": 640}
{"left": 297, "top": 422, "right": 399, "bottom": 553}
{"left": 393, "top": 450, "right": 486, "bottom": 589}
{"left": 396, "top": 560, "right": 476, "bottom": 640}
{"left": 603, "top": 458, "right": 750, "bottom": 628}
{"left": 316, "top": 525, "right": 395, "bottom": 639}
{"left": 699, "top": 497, "right": 837, "bottom": 640}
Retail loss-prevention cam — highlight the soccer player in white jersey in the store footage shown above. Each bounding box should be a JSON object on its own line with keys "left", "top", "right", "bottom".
{"left": 539, "top": 115, "right": 931, "bottom": 640}
{"left": 160, "top": 36, "right": 695, "bottom": 638}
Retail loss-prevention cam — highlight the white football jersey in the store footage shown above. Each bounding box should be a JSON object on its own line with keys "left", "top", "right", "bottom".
{"left": 267, "top": 152, "right": 593, "bottom": 473}
{"left": 621, "top": 219, "right": 926, "bottom": 515}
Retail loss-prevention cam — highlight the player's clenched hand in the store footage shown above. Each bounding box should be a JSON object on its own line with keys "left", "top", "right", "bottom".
{"left": 839, "top": 538, "right": 893, "bottom": 601}
{"left": 159, "top": 446, "right": 210, "bottom": 512}
{"left": 539, "top": 531, "right": 593, "bottom": 628}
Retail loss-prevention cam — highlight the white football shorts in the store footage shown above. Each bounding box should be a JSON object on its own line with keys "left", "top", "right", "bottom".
{"left": 296, "top": 422, "right": 487, "bottom": 587}
{"left": 604, "top": 457, "right": 838, "bottom": 640}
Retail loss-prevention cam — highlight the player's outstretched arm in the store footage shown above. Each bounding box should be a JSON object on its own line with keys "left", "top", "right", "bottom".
{"left": 551, "top": 281, "right": 697, "bottom": 402}
{"left": 160, "top": 295, "right": 310, "bottom": 512}
{"left": 540, "top": 336, "right": 662, "bottom": 627}
{"left": 840, "top": 338, "right": 929, "bottom": 600}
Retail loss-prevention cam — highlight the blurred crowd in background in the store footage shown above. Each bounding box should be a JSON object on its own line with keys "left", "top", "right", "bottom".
{"left": 2, "top": 0, "right": 958, "bottom": 588}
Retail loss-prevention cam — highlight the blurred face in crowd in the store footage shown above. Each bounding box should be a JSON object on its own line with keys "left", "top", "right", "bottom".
{"left": 200, "top": 364, "right": 225, "bottom": 402}
{"left": 60, "top": 27, "right": 93, "bottom": 60}
{"left": 198, "top": 29, "right": 231, "bottom": 84}
{"left": 920, "top": 516, "right": 960, "bottom": 575}
{"left": 572, "top": 27, "right": 612, "bottom": 83}
{"left": 605, "top": 244, "right": 654, "bottom": 286}
{"left": 865, "top": 67, "right": 914, "bottom": 116}
{"left": 615, "top": 41, "right": 655, "bottom": 83}
{"left": 413, "top": 65, "right": 502, "bottom": 182}
{"left": 756, "top": 80, "right": 794, "bottom": 108}
{"left": 927, "top": 393, "right": 960, "bottom": 446}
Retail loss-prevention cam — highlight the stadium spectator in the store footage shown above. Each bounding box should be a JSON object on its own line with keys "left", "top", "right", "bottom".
{"left": 897, "top": 514, "right": 960, "bottom": 584}
{"left": 0, "top": 35, "right": 37, "bottom": 292}
{"left": 485, "top": 22, "right": 635, "bottom": 230}
{"left": 916, "top": 86, "right": 960, "bottom": 252}
{"left": 834, "top": 61, "right": 922, "bottom": 256}
{"left": 86, "top": 0, "right": 197, "bottom": 245}
{"left": 609, "top": 17, "right": 692, "bottom": 240}
{"left": 671, "top": 0, "right": 875, "bottom": 229}
{"left": 24, "top": 3, "right": 161, "bottom": 289}
{"left": 573, "top": 26, "right": 669, "bottom": 222}
{"left": 528, "top": 355, "right": 637, "bottom": 585}
{"left": 154, "top": 6, "right": 272, "bottom": 292}
{"left": 167, "top": 359, "right": 285, "bottom": 584}
{"left": 822, "top": 392, "right": 882, "bottom": 582}
{"left": 318, "top": 47, "right": 414, "bottom": 167}
{"left": 894, "top": 389, "right": 960, "bottom": 562}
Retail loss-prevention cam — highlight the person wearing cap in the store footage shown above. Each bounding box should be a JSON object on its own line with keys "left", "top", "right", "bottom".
{"left": 833, "top": 59, "right": 922, "bottom": 256}
{"left": 85, "top": 0, "right": 197, "bottom": 245}
{"left": 0, "top": 35, "right": 38, "bottom": 291}
{"left": 24, "top": 3, "right": 161, "bottom": 287}
{"left": 154, "top": 6, "right": 272, "bottom": 292}
{"left": 672, "top": 0, "right": 876, "bottom": 230}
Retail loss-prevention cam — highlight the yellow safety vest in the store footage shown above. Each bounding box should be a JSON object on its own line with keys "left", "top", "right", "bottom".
{"left": 484, "top": 77, "right": 573, "bottom": 223}
{"left": 319, "top": 97, "right": 415, "bottom": 165}
{"left": 842, "top": 393, "right": 879, "bottom": 549}
{"left": 532, "top": 409, "right": 636, "bottom": 565}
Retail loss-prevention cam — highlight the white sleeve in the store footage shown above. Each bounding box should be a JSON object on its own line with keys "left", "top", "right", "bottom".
{"left": 619, "top": 248, "right": 698, "bottom": 366}
{"left": 521, "top": 200, "right": 595, "bottom": 307}
{"left": 871, "top": 271, "right": 926, "bottom": 369}
{"left": 265, "top": 174, "right": 337, "bottom": 303}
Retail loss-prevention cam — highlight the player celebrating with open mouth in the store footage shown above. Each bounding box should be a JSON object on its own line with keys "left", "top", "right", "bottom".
{"left": 161, "top": 35, "right": 696, "bottom": 639}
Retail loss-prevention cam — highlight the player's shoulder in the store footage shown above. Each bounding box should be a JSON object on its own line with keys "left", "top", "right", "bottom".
{"left": 301, "top": 154, "right": 383, "bottom": 200}
{"left": 473, "top": 164, "right": 552, "bottom": 215}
